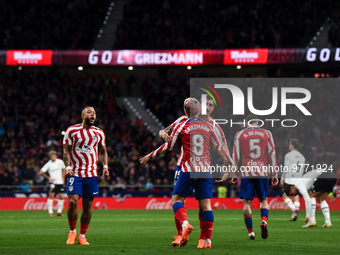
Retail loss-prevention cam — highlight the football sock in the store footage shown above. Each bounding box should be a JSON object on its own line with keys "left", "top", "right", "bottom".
{"left": 284, "top": 198, "right": 295, "bottom": 212}
{"left": 68, "top": 221, "right": 77, "bottom": 232}
{"left": 294, "top": 201, "right": 300, "bottom": 210}
{"left": 174, "top": 215, "right": 182, "bottom": 236}
{"left": 261, "top": 208, "right": 268, "bottom": 222}
{"left": 47, "top": 199, "right": 53, "bottom": 214}
{"left": 310, "top": 197, "right": 316, "bottom": 222}
{"left": 202, "top": 211, "right": 214, "bottom": 241}
{"left": 57, "top": 199, "right": 64, "bottom": 213}
{"left": 173, "top": 202, "right": 188, "bottom": 228}
{"left": 80, "top": 224, "right": 89, "bottom": 236}
{"left": 244, "top": 216, "right": 253, "bottom": 233}
{"left": 320, "top": 200, "right": 331, "bottom": 224}
{"left": 199, "top": 207, "right": 205, "bottom": 240}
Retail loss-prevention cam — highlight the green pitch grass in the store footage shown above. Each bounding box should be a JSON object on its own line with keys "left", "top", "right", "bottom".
{"left": 0, "top": 209, "right": 339, "bottom": 255}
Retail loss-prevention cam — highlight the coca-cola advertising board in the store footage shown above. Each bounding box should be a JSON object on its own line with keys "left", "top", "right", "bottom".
{"left": 1, "top": 197, "right": 339, "bottom": 210}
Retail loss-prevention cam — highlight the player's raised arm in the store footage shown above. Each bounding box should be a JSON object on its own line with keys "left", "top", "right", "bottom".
{"left": 140, "top": 120, "right": 186, "bottom": 165}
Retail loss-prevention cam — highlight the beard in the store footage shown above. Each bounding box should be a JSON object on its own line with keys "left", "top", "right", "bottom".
{"left": 85, "top": 118, "right": 95, "bottom": 126}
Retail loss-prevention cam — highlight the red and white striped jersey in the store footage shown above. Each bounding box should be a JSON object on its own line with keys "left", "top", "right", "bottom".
{"left": 208, "top": 116, "right": 226, "bottom": 144}
{"left": 149, "top": 117, "right": 234, "bottom": 172}
{"left": 233, "top": 127, "right": 277, "bottom": 177}
{"left": 63, "top": 124, "right": 105, "bottom": 177}
{"left": 168, "top": 115, "right": 188, "bottom": 167}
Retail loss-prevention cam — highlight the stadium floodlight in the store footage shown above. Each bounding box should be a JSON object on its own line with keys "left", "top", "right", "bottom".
{"left": 103, "top": 21, "right": 107, "bottom": 25}
{"left": 124, "top": 98, "right": 127, "bottom": 102}
{"left": 107, "top": 12, "right": 111, "bottom": 15}
{"left": 136, "top": 112, "right": 139, "bottom": 115}
{"left": 128, "top": 66, "right": 133, "bottom": 70}
{"left": 111, "top": 2, "right": 114, "bottom": 6}
{"left": 97, "top": 34, "right": 101, "bottom": 38}
{"left": 78, "top": 66, "right": 83, "bottom": 71}
{"left": 141, "top": 102, "right": 144, "bottom": 106}
{"left": 138, "top": 115, "right": 142, "bottom": 119}
{"left": 187, "top": 65, "right": 192, "bottom": 70}
{"left": 18, "top": 66, "right": 22, "bottom": 71}
{"left": 158, "top": 123, "right": 162, "bottom": 126}
{"left": 99, "top": 30, "right": 103, "bottom": 34}
{"left": 236, "top": 65, "right": 241, "bottom": 69}
{"left": 152, "top": 116, "right": 156, "bottom": 119}
{"left": 155, "top": 119, "right": 159, "bottom": 122}
{"left": 310, "top": 42, "right": 313, "bottom": 45}
{"left": 313, "top": 37, "right": 316, "bottom": 40}
{"left": 109, "top": 7, "right": 112, "bottom": 11}
{"left": 317, "top": 32, "right": 320, "bottom": 35}
{"left": 133, "top": 108, "right": 136, "bottom": 112}
{"left": 153, "top": 133, "right": 156, "bottom": 136}
{"left": 146, "top": 109, "right": 150, "bottom": 112}
{"left": 320, "top": 27, "right": 323, "bottom": 30}
{"left": 105, "top": 16, "right": 109, "bottom": 20}
{"left": 138, "top": 98, "right": 141, "bottom": 102}
{"left": 129, "top": 105, "right": 133, "bottom": 109}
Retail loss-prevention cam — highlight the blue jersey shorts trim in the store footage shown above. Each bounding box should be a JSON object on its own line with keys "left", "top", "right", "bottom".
{"left": 172, "top": 172, "right": 213, "bottom": 200}
{"left": 239, "top": 177, "right": 268, "bottom": 201}
{"left": 67, "top": 176, "right": 99, "bottom": 198}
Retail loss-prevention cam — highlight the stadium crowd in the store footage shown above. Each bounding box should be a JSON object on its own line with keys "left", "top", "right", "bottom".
{"left": 115, "top": 0, "right": 330, "bottom": 49}
{"left": 0, "top": 0, "right": 108, "bottom": 50}
{"left": 1, "top": 68, "right": 340, "bottom": 192}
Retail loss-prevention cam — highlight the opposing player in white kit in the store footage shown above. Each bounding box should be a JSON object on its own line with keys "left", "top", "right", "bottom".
{"left": 280, "top": 139, "right": 305, "bottom": 221}
{"left": 39, "top": 150, "right": 66, "bottom": 217}
{"left": 284, "top": 169, "right": 337, "bottom": 228}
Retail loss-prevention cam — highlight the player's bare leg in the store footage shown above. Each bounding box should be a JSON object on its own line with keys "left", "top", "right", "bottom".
{"left": 199, "top": 199, "right": 213, "bottom": 249}
{"left": 243, "top": 200, "right": 254, "bottom": 240}
{"left": 259, "top": 198, "right": 269, "bottom": 239}
{"left": 57, "top": 192, "right": 64, "bottom": 216}
{"left": 172, "top": 194, "right": 193, "bottom": 247}
{"left": 66, "top": 194, "right": 79, "bottom": 245}
{"left": 48, "top": 192, "right": 55, "bottom": 216}
{"left": 78, "top": 197, "right": 94, "bottom": 245}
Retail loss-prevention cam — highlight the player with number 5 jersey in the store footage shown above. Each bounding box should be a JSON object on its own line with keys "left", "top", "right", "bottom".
{"left": 63, "top": 106, "right": 109, "bottom": 245}
{"left": 233, "top": 115, "right": 278, "bottom": 241}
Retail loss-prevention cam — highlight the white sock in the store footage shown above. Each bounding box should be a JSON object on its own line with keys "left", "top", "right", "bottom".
{"left": 57, "top": 199, "right": 64, "bottom": 213}
{"left": 47, "top": 199, "right": 53, "bottom": 214}
{"left": 79, "top": 234, "right": 85, "bottom": 238}
{"left": 310, "top": 197, "right": 316, "bottom": 222}
{"left": 294, "top": 201, "right": 300, "bottom": 210}
{"left": 205, "top": 238, "right": 211, "bottom": 243}
{"left": 284, "top": 198, "right": 295, "bottom": 212}
{"left": 182, "top": 220, "right": 188, "bottom": 230}
{"left": 70, "top": 229, "right": 76, "bottom": 233}
{"left": 248, "top": 232, "right": 255, "bottom": 237}
{"left": 320, "top": 200, "right": 331, "bottom": 225}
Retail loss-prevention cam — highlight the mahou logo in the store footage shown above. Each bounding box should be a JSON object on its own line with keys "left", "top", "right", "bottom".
{"left": 146, "top": 198, "right": 172, "bottom": 209}
{"left": 224, "top": 49, "right": 268, "bottom": 64}
{"left": 6, "top": 50, "right": 53, "bottom": 66}
{"left": 268, "top": 198, "right": 288, "bottom": 210}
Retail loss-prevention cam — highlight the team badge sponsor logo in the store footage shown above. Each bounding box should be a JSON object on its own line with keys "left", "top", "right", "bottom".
{"left": 69, "top": 186, "right": 73, "bottom": 192}
{"left": 93, "top": 135, "right": 98, "bottom": 140}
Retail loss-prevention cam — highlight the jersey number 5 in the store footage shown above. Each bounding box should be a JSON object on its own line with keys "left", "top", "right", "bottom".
{"left": 249, "top": 139, "right": 261, "bottom": 159}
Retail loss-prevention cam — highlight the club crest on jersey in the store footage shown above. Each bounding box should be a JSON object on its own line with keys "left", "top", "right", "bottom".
{"left": 69, "top": 186, "right": 73, "bottom": 192}
{"left": 93, "top": 135, "right": 98, "bottom": 140}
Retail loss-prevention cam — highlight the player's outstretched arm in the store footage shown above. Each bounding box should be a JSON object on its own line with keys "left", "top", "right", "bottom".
{"left": 63, "top": 144, "right": 74, "bottom": 178}
{"left": 99, "top": 144, "right": 109, "bottom": 177}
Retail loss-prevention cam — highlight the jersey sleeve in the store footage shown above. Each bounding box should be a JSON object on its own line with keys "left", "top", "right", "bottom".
{"left": 233, "top": 131, "right": 241, "bottom": 170}
{"left": 99, "top": 130, "right": 106, "bottom": 146}
{"left": 266, "top": 130, "right": 277, "bottom": 177}
{"left": 210, "top": 127, "right": 234, "bottom": 166}
{"left": 41, "top": 161, "right": 50, "bottom": 173}
{"left": 215, "top": 122, "right": 227, "bottom": 144}
{"left": 149, "top": 121, "right": 185, "bottom": 159}
{"left": 282, "top": 154, "right": 290, "bottom": 179}
{"left": 63, "top": 127, "right": 72, "bottom": 145}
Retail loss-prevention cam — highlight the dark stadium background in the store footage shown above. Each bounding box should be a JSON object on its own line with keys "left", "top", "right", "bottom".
{"left": 1, "top": 0, "right": 340, "bottom": 199}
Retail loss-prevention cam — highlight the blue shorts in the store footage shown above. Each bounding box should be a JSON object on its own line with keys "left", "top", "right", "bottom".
{"left": 67, "top": 176, "right": 99, "bottom": 198}
{"left": 239, "top": 178, "right": 268, "bottom": 201}
{"left": 173, "top": 165, "right": 181, "bottom": 185}
{"left": 172, "top": 172, "right": 213, "bottom": 200}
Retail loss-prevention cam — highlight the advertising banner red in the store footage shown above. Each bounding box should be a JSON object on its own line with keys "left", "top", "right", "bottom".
{"left": 6, "top": 50, "right": 53, "bottom": 65}
{"left": 223, "top": 49, "right": 268, "bottom": 64}
{"left": 1, "top": 197, "right": 339, "bottom": 210}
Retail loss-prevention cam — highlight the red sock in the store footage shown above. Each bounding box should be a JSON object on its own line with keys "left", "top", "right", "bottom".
{"left": 261, "top": 216, "right": 268, "bottom": 222}
{"left": 203, "top": 221, "right": 213, "bottom": 240}
{"left": 247, "top": 228, "right": 254, "bottom": 234}
{"left": 199, "top": 216, "right": 205, "bottom": 240}
{"left": 80, "top": 224, "right": 89, "bottom": 235}
{"left": 68, "top": 221, "right": 77, "bottom": 231}
{"left": 174, "top": 207, "right": 188, "bottom": 225}
{"left": 174, "top": 215, "right": 182, "bottom": 236}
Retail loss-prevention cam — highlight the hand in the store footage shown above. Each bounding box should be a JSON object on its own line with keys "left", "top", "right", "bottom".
{"left": 230, "top": 176, "right": 237, "bottom": 184}
{"left": 304, "top": 217, "right": 309, "bottom": 223}
{"left": 272, "top": 177, "right": 278, "bottom": 186}
{"left": 162, "top": 130, "right": 171, "bottom": 143}
{"left": 140, "top": 155, "right": 151, "bottom": 165}
{"left": 103, "top": 168, "right": 109, "bottom": 177}
{"left": 65, "top": 169, "right": 74, "bottom": 178}
{"left": 49, "top": 178, "right": 55, "bottom": 183}
{"left": 215, "top": 172, "right": 228, "bottom": 183}
{"left": 280, "top": 178, "right": 285, "bottom": 186}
